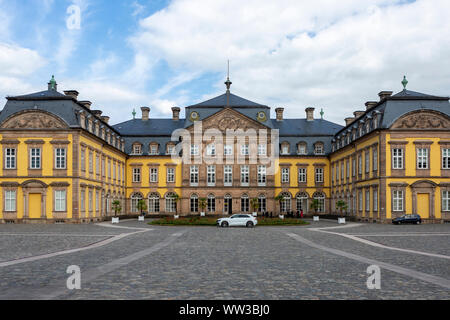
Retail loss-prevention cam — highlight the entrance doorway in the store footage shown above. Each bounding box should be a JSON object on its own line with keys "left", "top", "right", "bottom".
{"left": 29, "top": 194, "right": 42, "bottom": 219}
{"left": 224, "top": 195, "right": 232, "bottom": 215}
{"left": 417, "top": 193, "right": 430, "bottom": 219}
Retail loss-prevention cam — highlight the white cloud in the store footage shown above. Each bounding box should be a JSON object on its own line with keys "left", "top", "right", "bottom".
{"left": 0, "top": 43, "right": 45, "bottom": 77}
{"left": 129, "top": 0, "right": 450, "bottom": 124}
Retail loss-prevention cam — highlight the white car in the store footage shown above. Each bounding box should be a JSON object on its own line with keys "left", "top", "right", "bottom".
{"left": 217, "top": 214, "right": 258, "bottom": 228}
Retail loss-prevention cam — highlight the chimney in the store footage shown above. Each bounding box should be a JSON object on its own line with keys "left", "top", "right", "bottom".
{"left": 64, "top": 90, "right": 79, "bottom": 100}
{"left": 378, "top": 91, "right": 393, "bottom": 101}
{"left": 79, "top": 101, "right": 92, "bottom": 110}
{"left": 305, "top": 107, "right": 315, "bottom": 121}
{"left": 353, "top": 111, "right": 365, "bottom": 119}
{"left": 275, "top": 108, "right": 284, "bottom": 121}
{"left": 91, "top": 110, "right": 103, "bottom": 118}
{"left": 172, "top": 107, "right": 180, "bottom": 121}
{"left": 365, "top": 101, "right": 378, "bottom": 110}
{"left": 141, "top": 107, "right": 150, "bottom": 121}
{"left": 101, "top": 116, "right": 110, "bottom": 124}
{"left": 345, "top": 117, "right": 355, "bottom": 126}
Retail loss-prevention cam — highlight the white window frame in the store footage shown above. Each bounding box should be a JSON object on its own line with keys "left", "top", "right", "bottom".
{"left": 315, "top": 168, "right": 324, "bottom": 183}
{"left": 132, "top": 168, "right": 141, "bottom": 183}
{"left": 190, "top": 165, "right": 199, "bottom": 186}
{"left": 150, "top": 168, "right": 158, "bottom": 183}
{"left": 241, "top": 144, "right": 249, "bottom": 156}
{"left": 241, "top": 165, "right": 249, "bottom": 186}
{"left": 224, "top": 145, "right": 233, "bottom": 156}
{"left": 298, "top": 168, "right": 307, "bottom": 183}
{"left": 442, "top": 190, "right": 450, "bottom": 211}
{"left": 30, "top": 148, "right": 41, "bottom": 169}
{"left": 207, "top": 165, "right": 216, "bottom": 186}
{"left": 281, "top": 168, "right": 290, "bottom": 184}
{"left": 167, "top": 168, "right": 175, "bottom": 183}
{"left": 5, "top": 148, "right": 16, "bottom": 169}
{"left": 392, "top": 148, "right": 404, "bottom": 169}
{"left": 54, "top": 190, "right": 66, "bottom": 212}
{"left": 393, "top": 190, "right": 404, "bottom": 212}
{"left": 190, "top": 144, "right": 199, "bottom": 156}
{"left": 258, "top": 165, "right": 266, "bottom": 186}
{"left": 4, "top": 190, "right": 16, "bottom": 212}
{"left": 417, "top": 148, "right": 428, "bottom": 169}
{"left": 258, "top": 144, "right": 267, "bottom": 156}
{"left": 224, "top": 165, "right": 233, "bottom": 186}
{"left": 443, "top": 148, "right": 450, "bottom": 169}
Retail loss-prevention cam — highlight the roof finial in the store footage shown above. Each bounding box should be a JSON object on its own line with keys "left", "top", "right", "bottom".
{"left": 402, "top": 75, "right": 408, "bottom": 90}
{"left": 132, "top": 108, "right": 136, "bottom": 119}
{"left": 225, "top": 60, "right": 232, "bottom": 92}
{"left": 320, "top": 108, "right": 324, "bottom": 119}
{"left": 48, "top": 75, "right": 57, "bottom": 91}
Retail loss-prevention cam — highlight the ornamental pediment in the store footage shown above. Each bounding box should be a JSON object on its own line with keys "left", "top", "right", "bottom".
{"left": 1, "top": 110, "right": 68, "bottom": 129}
{"left": 188, "top": 108, "right": 269, "bottom": 133}
{"left": 391, "top": 110, "right": 450, "bottom": 130}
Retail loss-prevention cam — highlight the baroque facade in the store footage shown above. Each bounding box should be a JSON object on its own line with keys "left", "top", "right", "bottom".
{"left": 0, "top": 76, "right": 449, "bottom": 224}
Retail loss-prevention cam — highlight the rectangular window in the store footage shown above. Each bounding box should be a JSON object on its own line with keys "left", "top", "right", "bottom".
{"left": 373, "top": 149, "right": 378, "bottom": 171}
{"left": 258, "top": 144, "right": 266, "bottom": 156}
{"left": 224, "top": 145, "right": 233, "bottom": 156}
{"left": 442, "top": 191, "right": 450, "bottom": 211}
{"left": 4, "top": 190, "right": 16, "bottom": 212}
{"left": 190, "top": 145, "right": 199, "bottom": 156}
{"left": 224, "top": 165, "right": 232, "bottom": 185}
{"left": 150, "top": 145, "right": 158, "bottom": 155}
{"left": 80, "top": 190, "right": 85, "bottom": 212}
{"left": 167, "top": 168, "right": 175, "bottom": 183}
{"left": 30, "top": 148, "right": 41, "bottom": 169}
{"left": 88, "top": 190, "right": 93, "bottom": 211}
{"left": 5, "top": 148, "right": 16, "bottom": 169}
{"left": 443, "top": 149, "right": 450, "bottom": 169}
{"left": 352, "top": 158, "right": 356, "bottom": 176}
{"left": 365, "top": 151, "right": 370, "bottom": 173}
{"left": 341, "top": 162, "right": 344, "bottom": 180}
{"left": 241, "top": 197, "right": 249, "bottom": 212}
{"left": 417, "top": 148, "right": 428, "bottom": 169}
{"left": 373, "top": 189, "right": 378, "bottom": 212}
{"left": 207, "top": 196, "right": 215, "bottom": 213}
{"left": 346, "top": 161, "right": 350, "bottom": 179}
{"left": 365, "top": 190, "right": 370, "bottom": 212}
{"left": 358, "top": 191, "right": 363, "bottom": 211}
{"left": 393, "top": 190, "right": 404, "bottom": 212}
{"left": 241, "top": 165, "right": 249, "bottom": 185}
{"left": 96, "top": 191, "right": 100, "bottom": 211}
{"left": 392, "top": 148, "right": 404, "bottom": 169}
{"left": 298, "top": 168, "right": 307, "bottom": 183}
{"left": 133, "top": 168, "right": 141, "bottom": 183}
{"left": 241, "top": 144, "right": 249, "bottom": 156}
{"left": 190, "top": 197, "right": 198, "bottom": 213}
{"left": 315, "top": 144, "right": 324, "bottom": 155}
{"left": 113, "top": 163, "right": 116, "bottom": 180}
{"left": 102, "top": 159, "right": 105, "bottom": 177}
{"left": 96, "top": 155, "right": 100, "bottom": 175}
{"left": 281, "top": 145, "right": 289, "bottom": 155}
{"left": 190, "top": 166, "right": 199, "bottom": 185}
{"left": 358, "top": 155, "right": 362, "bottom": 174}
{"left": 281, "top": 168, "right": 290, "bottom": 183}
{"left": 150, "top": 168, "right": 158, "bottom": 183}
{"left": 167, "top": 145, "right": 175, "bottom": 155}
{"left": 81, "top": 149, "right": 86, "bottom": 171}
{"left": 315, "top": 168, "right": 324, "bottom": 183}
{"left": 207, "top": 165, "right": 216, "bottom": 186}
{"left": 54, "top": 190, "right": 66, "bottom": 212}
{"left": 89, "top": 152, "right": 93, "bottom": 173}
{"left": 297, "top": 145, "right": 306, "bottom": 155}
{"left": 258, "top": 165, "right": 266, "bottom": 185}
{"left": 206, "top": 144, "right": 216, "bottom": 156}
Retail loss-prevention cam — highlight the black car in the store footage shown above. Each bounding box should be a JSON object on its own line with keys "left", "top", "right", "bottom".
{"left": 392, "top": 214, "right": 422, "bottom": 225}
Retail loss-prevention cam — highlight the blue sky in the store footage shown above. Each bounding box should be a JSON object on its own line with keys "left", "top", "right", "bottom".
{"left": 0, "top": 0, "right": 449, "bottom": 125}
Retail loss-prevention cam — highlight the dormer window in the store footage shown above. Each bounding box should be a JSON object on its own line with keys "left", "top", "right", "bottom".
{"left": 133, "top": 143, "right": 142, "bottom": 155}
{"left": 373, "top": 117, "right": 378, "bottom": 129}
{"left": 149, "top": 143, "right": 159, "bottom": 155}
{"left": 346, "top": 134, "right": 350, "bottom": 145}
{"left": 297, "top": 143, "right": 307, "bottom": 155}
{"left": 314, "top": 142, "right": 324, "bottom": 155}
{"left": 359, "top": 126, "right": 363, "bottom": 137}
{"left": 167, "top": 144, "right": 176, "bottom": 155}
{"left": 366, "top": 122, "right": 370, "bottom": 133}
{"left": 281, "top": 142, "right": 290, "bottom": 155}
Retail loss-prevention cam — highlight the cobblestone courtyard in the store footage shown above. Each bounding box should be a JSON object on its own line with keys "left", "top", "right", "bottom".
{"left": 0, "top": 219, "right": 449, "bottom": 300}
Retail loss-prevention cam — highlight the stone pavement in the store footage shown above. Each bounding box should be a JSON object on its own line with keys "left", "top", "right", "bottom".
{"left": 0, "top": 219, "right": 448, "bottom": 300}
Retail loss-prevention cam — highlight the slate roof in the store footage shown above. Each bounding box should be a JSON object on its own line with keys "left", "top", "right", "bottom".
{"left": 113, "top": 119, "right": 185, "bottom": 136}
{"left": 189, "top": 92, "right": 269, "bottom": 108}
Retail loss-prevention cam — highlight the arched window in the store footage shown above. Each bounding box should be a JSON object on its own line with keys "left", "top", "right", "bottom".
{"left": 258, "top": 194, "right": 266, "bottom": 213}
{"left": 149, "top": 142, "right": 159, "bottom": 155}
{"left": 241, "top": 194, "right": 249, "bottom": 212}
{"left": 165, "top": 192, "right": 177, "bottom": 213}
{"left": 297, "top": 142, "right": 307, "bottom": 155}
{"left": 280, "top": 192, "right": 291, "bottom": 213}
{"left": 131, "top": 193, "right": 143, "bottom": 213}
{"left": 148, "top": 193, "right": 160, "bottom": 213}
{"left": 224, "top": 194, "right": 232, "bottom": 214}
{"left": 207, "top": 194, "right": 215, "bottom": 213}
{"left": 281, "top": 142, "right": 290, "bottom": 155}
{"left": 313, "top": 192, "right": 325, "bottom": 213}
{"left": 296, "top": 192, "right": 308, "bottom": 212}
{"left": 190, "top": 194, "right": 198, "bottom": 213}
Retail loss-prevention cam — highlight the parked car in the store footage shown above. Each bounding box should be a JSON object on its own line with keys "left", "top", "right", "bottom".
{"left": 392, "top": 214, "right": 422, "bottom": 225}
{"left": 217, "top": 214, "right": 258, "bottom": 228}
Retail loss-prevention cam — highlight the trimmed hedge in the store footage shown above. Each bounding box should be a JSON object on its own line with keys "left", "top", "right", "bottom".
{"left": 148, "top": 217, "right": 309, "bottom": 226}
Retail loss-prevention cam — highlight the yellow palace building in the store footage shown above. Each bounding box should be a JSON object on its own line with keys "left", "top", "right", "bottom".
{"left": 0, "top": 76, "right": 449, "bottom": 224}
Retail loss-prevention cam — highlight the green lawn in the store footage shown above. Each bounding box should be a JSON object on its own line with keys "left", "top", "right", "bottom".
{"left": 148, "top": 217, "right": 309, "bottom": 226}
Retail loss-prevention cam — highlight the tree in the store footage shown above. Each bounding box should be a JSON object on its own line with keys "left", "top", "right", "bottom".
{"left": 112, "top": 200, "right": 122, "bottom": 217}
{"left": 199, "top": 197, "right": 207, "bottom": 214}
{"left": 274, "top": 194, "right": 284, "bottom": 214}
{"left": 310, "top": 199, "right": 320, "bottom": 215}
{"left": 137, "top": 199, "right": 147, "bottom": 216}
{"left": 250, "top": 198, "right": 259, "bottom": 213}
{"left": 336, "top": 200, "right": 348, "bottom": 217}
